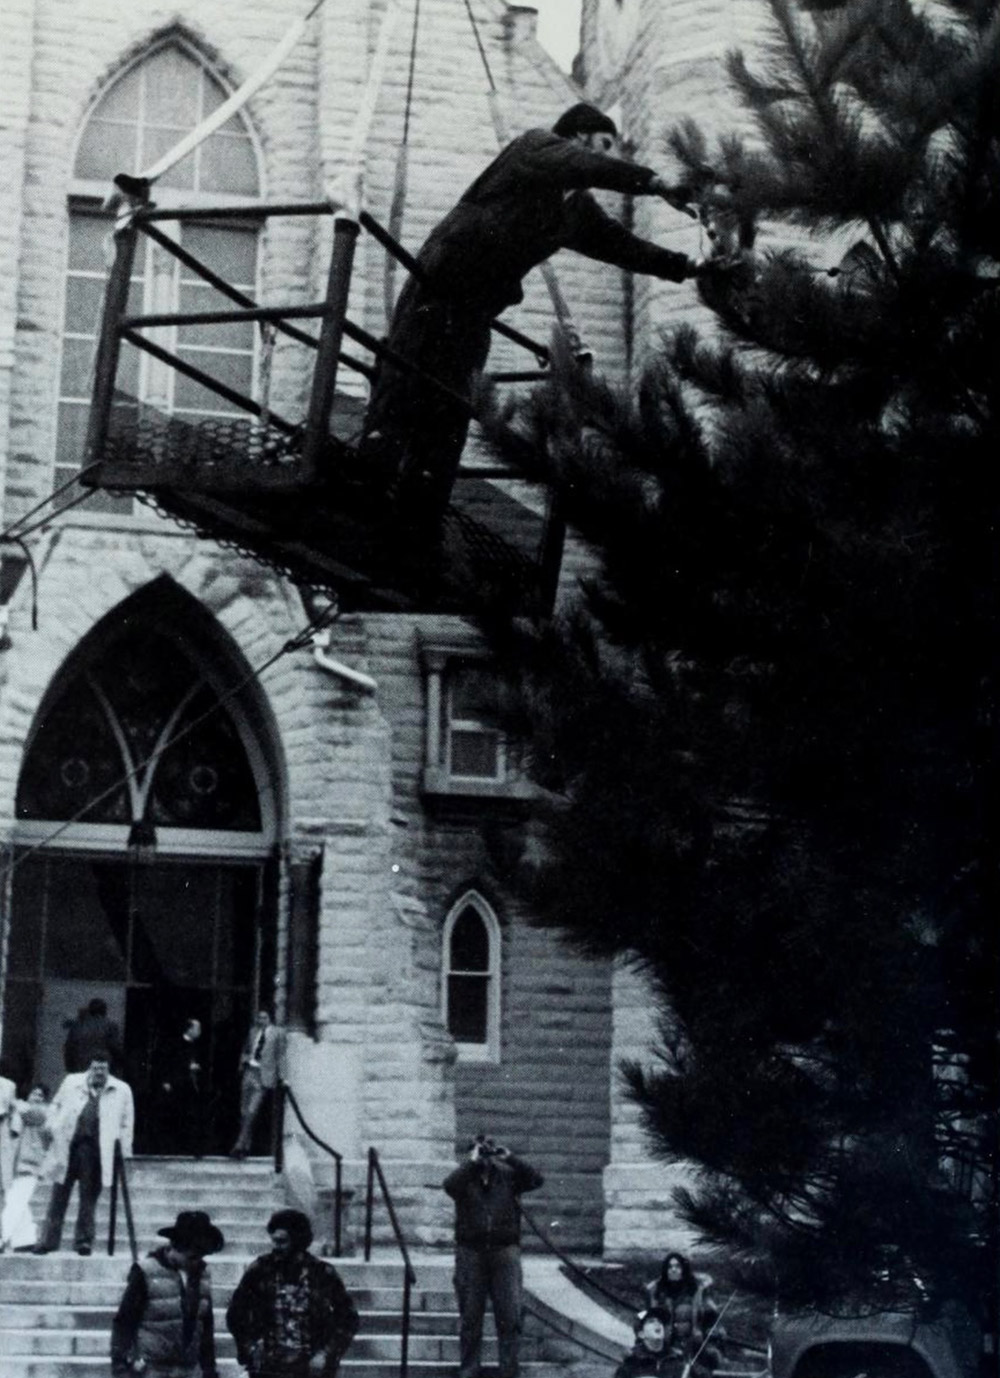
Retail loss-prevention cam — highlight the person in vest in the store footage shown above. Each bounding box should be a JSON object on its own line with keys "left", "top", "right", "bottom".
{"left": 35, "top": 1052, "right": 134, "bottom": 1255}
{"left": 230, "top": 1009, "right": 284, "bottom": 1158}
{"left": 111, "top": 1208, "right": 224, "bottom": 1378}
{"left": 443, "top": 1134, "right": 544, "bottom": 1378}
{"left": 359, "top": 101, "right": 721, "bottom": 534}
{"left": 226, "top": 1208, "right": 359, "bottom": 1378}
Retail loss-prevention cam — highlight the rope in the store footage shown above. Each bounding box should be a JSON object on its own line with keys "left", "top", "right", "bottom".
{"left": 0, "top": 606, "right": 335, "bottom": 886}
{"left": 384, "top": 0, "right": 423, "bottom": 321}
{"left": 461, "top": 0, "right": 496, "bottom": 92}
{"left": 518, "top": 1204, "right": 640, "bottom": 1314}
{"left": 258, "top": 322, "right": 277, "bottom": 430}
{"left": 460, "top": 0, "right": 586, "bottom": 352}
{"left": 108, "top": 0, "right": 331, "bottom": 209}
{"left": 325, "top": 0, "right": 403, "bottom": 219}
{"left": 0, "top": 462, "right": 103, "bottom": 547}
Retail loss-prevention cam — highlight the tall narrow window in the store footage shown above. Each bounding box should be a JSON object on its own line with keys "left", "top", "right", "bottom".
{"left": 442, "top": 892, "right": 501, "bottom": 1063}
{"left": 59, "top": 42, "right": 262, "bottom": 511}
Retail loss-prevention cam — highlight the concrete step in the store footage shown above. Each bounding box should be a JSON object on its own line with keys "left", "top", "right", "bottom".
{"left": 0, "top": 1361, "right": 582, "bottom": 1378}
{"left": 0, "top": 1330, "right": 516, "bottom": 1361}
{"left": 0, "top": 1305, "right": 464, "bottom": 1335}
{"left": 0, "top": 1252, "right": 450, "bottom": 1285}
{"left": 0, "top": 1279, "right": 457, "bottom": 1311}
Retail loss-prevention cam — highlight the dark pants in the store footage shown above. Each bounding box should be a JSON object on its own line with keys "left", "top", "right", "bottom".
{"left": 363, "top": 276, "right": 495, "bottom": 527}
{"left": 454, "top": 1243, "right": 523, "bottom": 1378}
{"left": 40, "top": 1137, "right": 102, "bottom": 1250}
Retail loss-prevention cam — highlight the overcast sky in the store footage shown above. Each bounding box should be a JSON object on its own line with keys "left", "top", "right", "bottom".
{"left": 533, "top": 0, "right": 583, "bottom": 71}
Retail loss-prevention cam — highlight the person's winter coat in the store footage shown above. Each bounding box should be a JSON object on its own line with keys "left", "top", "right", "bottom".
{"left": 111, "top": 1246, "right": 217, "bottom": 1378}
{"left": 614, "top": 1340, "right": 686, "bottom": 1378}
{"left": 226, "top": 1249, "right": 359, "bottom": 1377}
{"left": 41, "top": 1072, "right": 134, "bottom": 1188}
{"left": 442, "top": 1153, "right": 544, "bottom": 1248}
{"left": 413, "top": 127, "right": 692, "bottom": 312}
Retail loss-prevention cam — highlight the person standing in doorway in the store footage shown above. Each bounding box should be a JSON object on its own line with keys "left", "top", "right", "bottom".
{"left": 158, "top": 1017, "right": 206, "bottom": 1156}
{"left": 35, "top": 1052, "right": 134, "bottom": 1255}
{"left": 229, "top": 1010, "right": 283, "bottom": 1158}
{"left": 111, "top": 1209, "right": 224, "bottom": 1378}
{"left": 64, "top": 997, "right": 124, "bottom": 1074}
{"left": 443, "top": 1134, "right": 544, "bottom": 1378}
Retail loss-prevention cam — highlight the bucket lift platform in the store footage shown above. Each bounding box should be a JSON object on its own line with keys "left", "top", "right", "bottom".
{"left": 81, "top": 200, "right": 561, "bottom": 613}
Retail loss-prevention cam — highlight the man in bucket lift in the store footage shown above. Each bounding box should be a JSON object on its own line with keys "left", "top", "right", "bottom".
{"left": 362, "top": 102, "right": 722, "bottom": 530}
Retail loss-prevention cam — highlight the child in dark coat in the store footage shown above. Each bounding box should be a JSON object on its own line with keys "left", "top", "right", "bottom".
{"left": 614, "top": 1308, "right": 685, "bottom": 1378}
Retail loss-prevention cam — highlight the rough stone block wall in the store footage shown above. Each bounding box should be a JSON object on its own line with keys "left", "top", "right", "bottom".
{"left": 0, "top": 0, "right": 670, "bottom": 1257}
{"left": 363, "top": 611, "right": 613, "bottom": 1251}
{"left": 453, "top": 915, "right": 613, "bottom": 1253}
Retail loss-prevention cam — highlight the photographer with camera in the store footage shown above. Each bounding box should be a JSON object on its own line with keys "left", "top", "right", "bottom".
{"left": 442, "top": 1134, "right": 544, "bottom": 1378}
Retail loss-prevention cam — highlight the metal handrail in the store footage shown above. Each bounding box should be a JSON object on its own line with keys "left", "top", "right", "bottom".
{"left": 274, "top": 1081, "right": 345, "bottom": 1258}
{"left": 519, "top": 1203, "right": 639, "bottom": 1314}
{"left": 107, "top": 1139, "right": 137, "bottom": 1263}
{"left": 364, "top": 1147, "right": 417, "bottom": 1378}
{"left": 519, "top": 1206, "right": 765, "bottom": 1365}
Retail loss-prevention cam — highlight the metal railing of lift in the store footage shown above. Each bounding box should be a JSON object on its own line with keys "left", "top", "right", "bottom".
{"left": 107, "top": 1139, "right": 137, "bottom": 1263}
{"left": 93, "top": 201, "right": 552, "bottom": 468}
{"left": 273, "top": 1081, "right": 345, "bottom": 1258}
{"left": 364, "top": 1146, "right": 418, "bottom": 1378}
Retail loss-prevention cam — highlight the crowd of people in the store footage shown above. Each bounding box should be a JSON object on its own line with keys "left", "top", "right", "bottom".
{"left": 0, "top": 1003, "right": 284, "bottom": 1258}
{"left": 2, "top": 1076, "right": 729, "bottom": 1378}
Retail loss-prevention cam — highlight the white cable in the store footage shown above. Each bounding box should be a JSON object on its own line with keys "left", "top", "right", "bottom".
{"left": 325, "top": 0, "right": 403, "bottom": 218}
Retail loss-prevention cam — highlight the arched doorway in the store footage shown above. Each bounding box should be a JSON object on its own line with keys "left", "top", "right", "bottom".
{"left": 2, "top": 591, "right": 281, "bottom": 1154}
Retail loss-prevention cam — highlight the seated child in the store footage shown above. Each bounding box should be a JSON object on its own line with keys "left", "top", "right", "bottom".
{"left": 613, "top": 1307, "right": 685, "bottom": 1378}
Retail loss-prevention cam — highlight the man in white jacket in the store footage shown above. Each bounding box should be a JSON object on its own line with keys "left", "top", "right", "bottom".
{"left": 35, "top": 1053, "right": 134, "bottom": 1256}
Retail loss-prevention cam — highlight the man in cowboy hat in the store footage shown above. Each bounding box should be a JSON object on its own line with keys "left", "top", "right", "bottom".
{"left": 226, "top": 1208, "right": 358, "bottom": 1378}
{"left": 360, "top": 101, "right": 718, "bottom": 532}
{"left": 111, "top": 1209, "right": 224, "bottom": 1378}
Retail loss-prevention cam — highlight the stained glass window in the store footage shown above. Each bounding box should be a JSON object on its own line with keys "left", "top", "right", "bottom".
{"left": 17, "top": 625, "right": 261, "bottom": 831}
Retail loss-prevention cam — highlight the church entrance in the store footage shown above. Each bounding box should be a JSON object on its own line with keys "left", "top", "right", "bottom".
{"left": 0, "top": 588, "right": 281, "bottom": 1155}
{"left": 2, "top": 854, "right": 275, "bottom": 1154}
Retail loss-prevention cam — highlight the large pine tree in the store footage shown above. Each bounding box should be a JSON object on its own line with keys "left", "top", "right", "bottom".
{"left": 477, "top": 0, "right": 998, "bottom": 1321}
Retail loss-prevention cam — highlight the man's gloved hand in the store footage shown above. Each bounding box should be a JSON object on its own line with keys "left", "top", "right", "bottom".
{"left": 688, "top": 252, "right": 746, "bottom": 280}
{"left": 649, "top": 175, "right": 698, "bottom": 219}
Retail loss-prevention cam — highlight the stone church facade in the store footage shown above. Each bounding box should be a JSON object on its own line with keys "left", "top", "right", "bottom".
{"left": 0, "top": 0, "right": 753, "bottom": 1255}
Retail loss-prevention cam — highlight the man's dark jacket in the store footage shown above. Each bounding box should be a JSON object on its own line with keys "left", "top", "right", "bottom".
{"left": 226, "top": 1249, "right": 358, "bottom": 1376}
{"left": 414, "top": 126, "right": 691, "bottom": 311}
{"left": 64, "top": 1010, "right": 123, "bottom": 1073}
{"left": 364, "top": 127, "right": 691, "bottom": 520}
{"left": 442, "top": 1153, "right": 544, "bottom": 1248}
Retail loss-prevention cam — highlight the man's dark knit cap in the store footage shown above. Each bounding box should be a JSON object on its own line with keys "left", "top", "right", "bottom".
{"left": 552, "top": 102, "right": 618, "bottom": 139}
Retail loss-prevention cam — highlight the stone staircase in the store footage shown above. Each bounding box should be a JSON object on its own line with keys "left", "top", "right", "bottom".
{"left": 0, "top": 1156, "right": 606, "bottom": 1378}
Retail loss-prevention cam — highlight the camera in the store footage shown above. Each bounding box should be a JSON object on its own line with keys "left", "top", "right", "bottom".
{"left": 472, "top": 1134, "right": 503, "bottom": 1158}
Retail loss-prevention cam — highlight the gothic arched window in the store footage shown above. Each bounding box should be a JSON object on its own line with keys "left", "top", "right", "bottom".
{"left": 58, "top": 41, "right": 263, "bottom": 511}
{"left": 442, "top": 892, "right": 501, "bottom": 1063}
{"left": 17, "top": 623, "right": 263, "bottom": 836}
